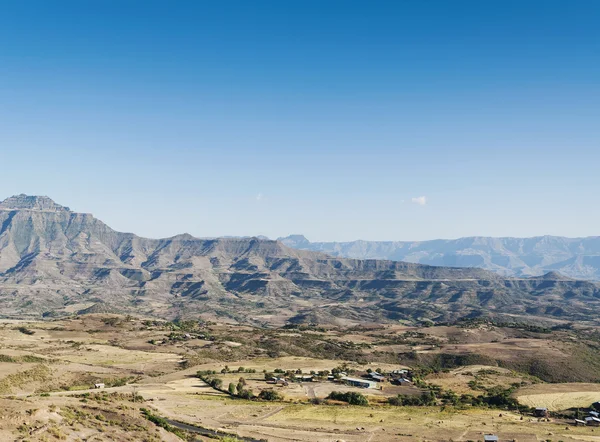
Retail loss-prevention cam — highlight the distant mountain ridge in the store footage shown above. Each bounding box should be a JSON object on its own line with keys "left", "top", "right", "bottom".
{"left": 1, "top": 195, "right": 600, "bottom": 326}
{"left": 278, "top": 234, "right": 600, "bottom": 281}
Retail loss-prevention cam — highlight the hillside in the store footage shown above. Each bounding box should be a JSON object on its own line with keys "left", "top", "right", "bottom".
{"left": 279, "top": 234, "right": 600, "bottom": 280}
{"left": 2, "top": 195, "right": 600, "bottom": 326}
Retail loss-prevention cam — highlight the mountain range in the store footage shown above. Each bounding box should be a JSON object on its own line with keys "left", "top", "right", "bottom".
{"left": 278, "top": 235, "right": 600, "bottom": 281}
{"left": 1, "top": 194, "right": 600, "bottom": 326}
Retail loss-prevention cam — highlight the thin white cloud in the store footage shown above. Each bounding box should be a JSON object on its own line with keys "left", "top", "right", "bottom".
{"left": 411, "top": 196, "right": 427, "bottom": 206}
{"left": 256, "top": 193, "right": 264, "bottom": 202}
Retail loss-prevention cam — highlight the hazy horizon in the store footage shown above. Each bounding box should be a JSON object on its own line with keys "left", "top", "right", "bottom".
{"left": 2, "top": 1, "right": 599, "bottom": 242}
{"left": 4, "top": 192, "right": 600, "bottom": 244}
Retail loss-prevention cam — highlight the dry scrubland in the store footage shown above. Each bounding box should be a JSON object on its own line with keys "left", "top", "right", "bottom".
{"left": 0, "top": 315, "right": 599, "bottom": 440}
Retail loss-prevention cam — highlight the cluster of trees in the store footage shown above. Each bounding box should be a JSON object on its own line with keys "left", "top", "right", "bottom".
{"left": 199, "top": 374, "right": 256, "bottom": 399}
{"left": 265, "top": 365, "right": 350, "bottom": 382}
{"left": 257, "top": 389, "right": 282, "bottom": 401}
{"left": 388, "top": 383, "right": 528, "bottom": 411}
{"left": 197, "top": 370, "right": 219, "bottom": 376}
{"left": 221, "top": 366, "right": 257, "bottom": 374}
{"left": 199, "top": 372, "right": 282, "bottom": 402}
{"left": 226, "top": 377, "right": 255, "bottom": 399}
{"left": 326, "top": 391, "right": 369, "bottom": 406}
{"left": 205, "top": 377, "right": 224, "bottom": 390}
{"left": 389, "top": 391, "right": 436, "bottom": 406}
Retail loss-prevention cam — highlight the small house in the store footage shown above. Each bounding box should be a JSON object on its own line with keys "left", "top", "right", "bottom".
{"left": 341, "top": 376, "right": 377, "bottom": 389}
{"left": 392, "top": 377, "right": 413, "bottom": 386}
{"left": 267, "top": 377, "right": 288, "bottom": 386}
{"left": 589, "top": 410, "right": 600, "bottom": 417}
{"left": 94, "top": 383, "right": 105, "bottom": 389}
{"left": 575, "top": 419, "right": 587, "bottom": 426}
{"left": 534, "top": 407, "right": 548, "bottom": 417}
{"left": 483, "top": 435, "right": 498, "bottom": 442}
{"left": 294, "top": 375, "right": 314, "bottom": 382}
{"left": 586, "top": 416, "right": 600, "bottom": 426}
{"left": 370, "top": 373, "right": 385, "bottom": 382}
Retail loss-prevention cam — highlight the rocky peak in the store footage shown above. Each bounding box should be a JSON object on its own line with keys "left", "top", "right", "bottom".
{"left": 537, "top": 271, "right": 573, "bottom": 281}
{"left": 278, "top": 234, "right": 310, "bottom": 248}
{"left": 0, "top": 194, "right": 70, "bottom": 212}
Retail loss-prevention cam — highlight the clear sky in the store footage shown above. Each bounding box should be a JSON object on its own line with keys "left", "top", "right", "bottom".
{"left": 1, "top": 0, "right": 599, "bottom": 241}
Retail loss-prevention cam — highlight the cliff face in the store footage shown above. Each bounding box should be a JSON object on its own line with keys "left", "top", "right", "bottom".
{"left": 1, "top": 195, "right": 600, "bottom": 326}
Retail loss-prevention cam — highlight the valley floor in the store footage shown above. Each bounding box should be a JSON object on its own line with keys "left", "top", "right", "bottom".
{"left": 1, "top": 315, "right": 600, "bottom": 441}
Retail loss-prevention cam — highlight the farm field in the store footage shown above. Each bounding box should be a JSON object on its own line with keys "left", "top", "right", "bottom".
{"left": 515, "top": 383, "right": 600, "bottom": 411}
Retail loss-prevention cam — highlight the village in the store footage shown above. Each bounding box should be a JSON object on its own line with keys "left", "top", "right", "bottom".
{"left": 196, "top": 362, "right": 600, "bottom": 433}
{"left": 265, "top": 366, "right": 414, "bottom": 390}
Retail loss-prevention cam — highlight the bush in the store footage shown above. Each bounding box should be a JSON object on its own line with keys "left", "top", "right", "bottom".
{"left": 238, "top": 389, "right": 255, "bottom": 400}
{"left": 17, "top": 327, "right": 35, "bottom": 335}
{"left": 388, "top": 391, "right": 436, "bottom": 406}
{"left": 327, "top": 391, "right": 368, "bottom": 406}
{"left": 228, "top": 383, "right": 236, "bottom": 395}
{"left": 258, "top": 389, "right": 282, "bottom": 401}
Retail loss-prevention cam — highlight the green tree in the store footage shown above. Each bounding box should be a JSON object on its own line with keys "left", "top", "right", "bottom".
{"left": 228, "top": 383, "right": 236, "bottom": 395}
{"left": 258, "top": 389, "right": 282, "bottom": 401}
{"left": 327, "top": 391, "right": 368, "bottom": 406}
{"left": 238, "top": 389, "right": 255, "bottom": 400}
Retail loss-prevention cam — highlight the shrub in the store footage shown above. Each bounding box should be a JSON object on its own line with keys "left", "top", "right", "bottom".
{"left": 238, "top": 389, "right": 255, "bottom": 400}
{"left": 17, "top": 327, "right": 35, "bottom": 335}
{"left": 389, "top": 391, "right": 436, "bottom": 406}
{"left": 327, "top": 391, "right": 368, "bottom": 406}
{"left": 258, "top": 389, "right": 282, "bottom": 401}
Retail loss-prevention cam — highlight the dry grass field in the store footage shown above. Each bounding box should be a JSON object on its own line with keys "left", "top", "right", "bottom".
{"left": 426, "top": 365, "right": 530, "bottom": 395}
{"left": 0, "top": 315, "right": 600, "bottom": 440}
{"left": 515, "top": 383, "right": 600, "bottom": 411}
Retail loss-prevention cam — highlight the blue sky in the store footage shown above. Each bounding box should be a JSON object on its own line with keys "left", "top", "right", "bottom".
{"left": 1, "top": 0, "right": 599, "bottom": 241}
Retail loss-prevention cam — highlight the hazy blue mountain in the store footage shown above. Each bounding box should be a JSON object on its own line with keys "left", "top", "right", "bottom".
{"left": 278, "top": 234, "right": 600, "bottom": 280}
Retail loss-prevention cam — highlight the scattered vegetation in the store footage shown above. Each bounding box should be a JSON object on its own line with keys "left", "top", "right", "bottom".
{"left": 326, "top": 391, "right": 369, "bottom": 406}
{"left": 0, "top": 364, "right": 52, "bottom": 394}
{"left": 141, "top": 408, "right": 192, "bottom": 440}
